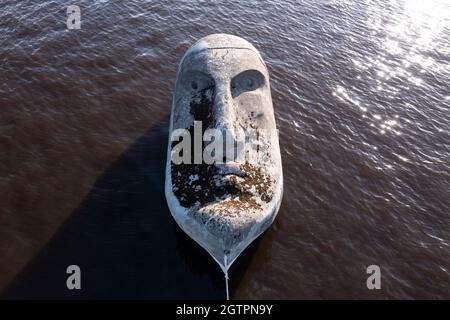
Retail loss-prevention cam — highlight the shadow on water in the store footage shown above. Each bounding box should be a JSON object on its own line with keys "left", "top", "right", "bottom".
{"left": 2, "top": 117, "right": 263, "bottom": 299}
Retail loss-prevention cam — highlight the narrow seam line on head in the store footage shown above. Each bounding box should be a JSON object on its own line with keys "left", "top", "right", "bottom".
{"left": 183, "top": 47, "right": 267, "bottom": 67}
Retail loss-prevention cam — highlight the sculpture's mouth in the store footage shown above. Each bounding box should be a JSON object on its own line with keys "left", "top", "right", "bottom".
{"left": 216, "top": 162, "right": 246, "bottom": 178}
{"left": 213, "top": 162, "right": 248, "bottom": 189}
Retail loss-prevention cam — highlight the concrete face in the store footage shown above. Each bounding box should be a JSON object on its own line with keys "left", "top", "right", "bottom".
{"left": 165, "top": 34, "right": 283, "bottom": 271}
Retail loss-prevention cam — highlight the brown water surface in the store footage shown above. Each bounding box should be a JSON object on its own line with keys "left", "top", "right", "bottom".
{"left": 1, "top": 0, "right": 449, "bottom": 299}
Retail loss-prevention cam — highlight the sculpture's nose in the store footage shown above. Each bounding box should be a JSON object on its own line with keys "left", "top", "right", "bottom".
{"left": 214, "top": 81, "right": 238, "bottom": 162}
{"left": 214, "top": 84, "right": 234, "bottom": 132}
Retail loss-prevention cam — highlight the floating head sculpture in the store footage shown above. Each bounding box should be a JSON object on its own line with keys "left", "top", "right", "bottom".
{"left": 165, "top": 34, "right": 283, "bottom": 273}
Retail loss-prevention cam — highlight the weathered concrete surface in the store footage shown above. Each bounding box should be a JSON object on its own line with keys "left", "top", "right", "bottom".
{"left": 165, "top": 34, "right": 283, "bottom": 272}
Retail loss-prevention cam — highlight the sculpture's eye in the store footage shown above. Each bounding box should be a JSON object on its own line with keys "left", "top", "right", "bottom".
{"left": 246, "top": 78, "right": 254, "bottom": 89}
{"left": 184, "top": 71, "right": 214, "bottom": 94}
{"left": 231, "top": 70, "right": 264, "bottom": 97}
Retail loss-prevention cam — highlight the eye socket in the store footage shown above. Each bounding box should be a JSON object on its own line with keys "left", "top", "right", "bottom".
{"left": 183, "top": 71, "right": 214, "bottom": 94}
{"left": 231, "top": 70, "right": 265, "bottom": 97}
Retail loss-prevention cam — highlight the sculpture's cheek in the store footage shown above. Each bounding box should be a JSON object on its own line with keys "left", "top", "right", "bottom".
{"left": 235, "top": 92, "right": 272, "bottom": 129}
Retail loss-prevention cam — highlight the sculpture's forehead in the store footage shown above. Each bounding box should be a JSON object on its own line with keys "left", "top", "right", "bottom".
{"left": 180, "top": 48, "right": 267, "bottom": 79}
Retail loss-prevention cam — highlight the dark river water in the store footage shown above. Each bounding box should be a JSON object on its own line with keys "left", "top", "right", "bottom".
{"left": 1, "top": 0, "right": 449, "bottom": 299}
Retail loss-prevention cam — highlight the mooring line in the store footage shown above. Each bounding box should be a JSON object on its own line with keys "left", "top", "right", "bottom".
{"left": 224, "top": 255, "right": 230, "bottom": 300}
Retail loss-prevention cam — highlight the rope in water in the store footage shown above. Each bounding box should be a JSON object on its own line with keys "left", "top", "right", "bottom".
{"left": 224, "top": 255, "right": 229, "bottom": 300}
